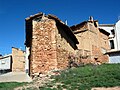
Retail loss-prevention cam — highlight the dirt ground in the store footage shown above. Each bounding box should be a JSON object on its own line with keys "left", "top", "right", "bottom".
{"left": 92, "top": 87, "right": 120, "bottom": 90}
{"left": 0, "top": 72, "right": 32, "bottom": 82}
{"left": 14, "top": 74, "right": 53, "bottom": 90}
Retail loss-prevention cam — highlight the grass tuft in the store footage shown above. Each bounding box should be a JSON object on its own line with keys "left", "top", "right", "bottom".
{"left": 0, "top": 82, "right": 25, "bottom": 90}
{"left": 42, "top": 64, "right": 120, "bottom": 90}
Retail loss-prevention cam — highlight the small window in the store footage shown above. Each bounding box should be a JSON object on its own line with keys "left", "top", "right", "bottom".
{"left": 1, "top": 61, "right": 5, "bottom": 64}
{"left": 111, "top": 29, "right": 115, "bottom": 35}
{"left": 110, "top": 40, "right": 115, "bottom": 49}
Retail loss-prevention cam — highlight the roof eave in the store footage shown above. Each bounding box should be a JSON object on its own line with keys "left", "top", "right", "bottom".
{"left": 25, "top": 12, "right": 43, "bottom": 21}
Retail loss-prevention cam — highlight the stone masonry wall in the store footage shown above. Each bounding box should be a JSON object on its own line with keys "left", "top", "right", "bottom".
{"left": 30, "top": 19, "right": 57, "bottom": 75}
{"left": 56, "top": 25, "right": 76, "bottom": 69}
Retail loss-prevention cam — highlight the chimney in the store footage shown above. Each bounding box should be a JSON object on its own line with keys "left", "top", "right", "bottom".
{"left": 65, "top": 20, "right": 68, "bottom": 25}
{"left": 89, "top": 16, "right": 94, "bottom": 21}
{"left": 41, "top": 13, "right": 46, "bottom": 20}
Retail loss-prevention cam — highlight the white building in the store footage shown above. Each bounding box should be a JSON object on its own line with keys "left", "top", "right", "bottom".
{"left": 0, "top": 54, "right": 12, "bottom": 73}
{"left": 25, "top": 47, "right": 30, "bottom": 74}
{"left": 99, "top": 20, "right": 120, "bottom": 63}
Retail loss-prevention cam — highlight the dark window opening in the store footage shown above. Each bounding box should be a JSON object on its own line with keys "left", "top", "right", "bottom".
{"left": 110, "top": 40, "right": 115, "bottom": 49}
{"left": 111, "top": 29, "right": 115, "bottom": 35}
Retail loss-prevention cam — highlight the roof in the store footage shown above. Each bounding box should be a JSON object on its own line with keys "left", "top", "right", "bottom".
{"left": 106, "top": 50, "right": 120, "bottom": 54}
{"left": 99, "top": 24, "right": 115, "bottom": 27}
{"left": 47, "top": 14, "right": 79, "bottom": 44}
{"left": 99, "top": 28, "right": 110, "bottom": 36}
{"left": 12, "top": 47, "right": 25, "bottom": 52}
{"left": 25, "top": 12, "right": 79, "bottom": 45}
{"left": 0, "top": 54, "right": 12, "bottom": 60}
{"left": 25, "top": 12, "right": 43, "bottom": 21}
{"left": 70, "top": 20, "right": 98, "bottom": 31}
{"left": 70, "top": 21, "right": 87, "bottom": 31}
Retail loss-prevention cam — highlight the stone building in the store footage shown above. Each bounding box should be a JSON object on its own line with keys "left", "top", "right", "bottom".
{"left": 12, "top": 47, "right": 25, "bottom": 72}
{"left": 70, "top": 17, "right": 110, "bottom": 64}
{"left": 25, "top": 13, "right": 111, "bottom": 76}
{"left": 25, "top": 13, "right": 79, "bottom": 75}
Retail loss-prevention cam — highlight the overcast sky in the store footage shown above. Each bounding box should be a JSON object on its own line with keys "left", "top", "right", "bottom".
{"left": 0, "top": 0, "right": 120, "bottom": 55}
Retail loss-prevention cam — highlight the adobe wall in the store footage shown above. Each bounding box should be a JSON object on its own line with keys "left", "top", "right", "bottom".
{"left": 73, "top": 21, "right": 109, "bottom": 64}
{"left": 73, "top": 22, "right": 98, "bottom": 64}
{"left": 99, "top": 32, "right": 110, "bottom": 50}
{"left": 88, "top": 22, "right": 109, "bottom": 63}
{"left": 97, "top": 31, "right": 110, "bottom": 63}
{"left": 12, "top": 48, "right": 25, "bottom": 72}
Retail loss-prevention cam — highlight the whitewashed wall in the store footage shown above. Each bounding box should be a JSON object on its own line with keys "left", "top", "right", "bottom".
{"left": 25, "top": 47, "right": 30, "bottom": 73}
{"left": 0, "top": 56, "right": 11, "bottom": 70}
{"left": 115, "top": 20, "right": 120, "bottom": 50}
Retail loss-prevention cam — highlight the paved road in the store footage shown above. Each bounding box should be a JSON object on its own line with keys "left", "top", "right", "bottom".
{"left": 0, "top": 72, "right": 32, "bottom": 82}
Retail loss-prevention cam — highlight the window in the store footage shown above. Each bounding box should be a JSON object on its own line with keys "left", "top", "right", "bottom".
{"left": 110, "top": 40, "right": 115, "bottom": 49}
{"left": 1, "top": 60, "right": 5, "bottom": 64}
{"left": 111, "top": 29, "right": 115, "bottom": 35}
